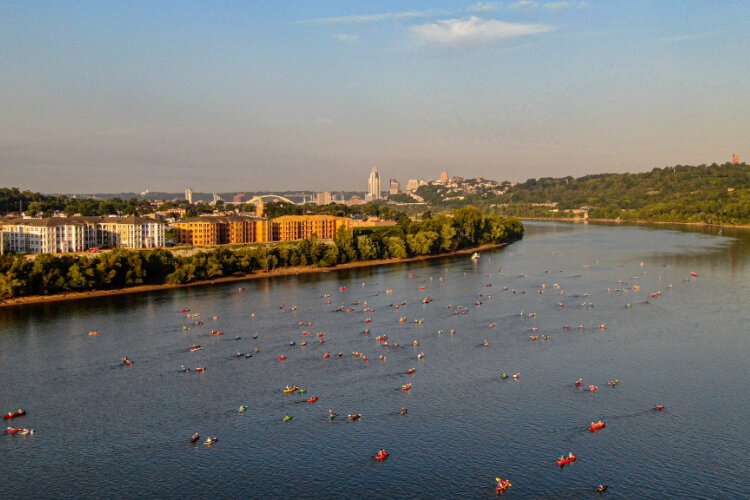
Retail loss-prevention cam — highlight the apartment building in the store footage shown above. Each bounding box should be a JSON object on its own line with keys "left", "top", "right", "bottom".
{"left": 174, "top": 216, "right": 271, "bottom": 246}
{"left": 0, "top": 216, "right": 165, "bottom": 254}
{"left": 271, "top": 215, "right": 352, "bottom": 241}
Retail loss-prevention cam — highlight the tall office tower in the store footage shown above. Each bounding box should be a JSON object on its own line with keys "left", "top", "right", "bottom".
{"left": 389, "top": 179, "right": 401, "bottom": 195}
{"left": 185, "top": 188, "right": 193, "bottom": 204}
{"left": 732, "top": 153, "right": 740, "bottom": 165}
{"left": 439, "top": 171, "right": 449, "bottom": 183}
{"left": 366, "top": 166, "right": 381, "bottom": 201}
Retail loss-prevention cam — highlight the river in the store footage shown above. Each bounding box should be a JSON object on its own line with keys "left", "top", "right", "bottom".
{"left": 1, "top": 221, "right": 748, "bottom": 498}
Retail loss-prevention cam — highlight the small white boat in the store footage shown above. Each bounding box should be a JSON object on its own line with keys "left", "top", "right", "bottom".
{"left": 471, "top": 252, "right": 480, "bottom": 260}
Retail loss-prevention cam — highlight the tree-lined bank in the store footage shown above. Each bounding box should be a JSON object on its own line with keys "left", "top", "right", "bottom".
{"left": 0, "top": 208, "right": 522, "bottom": 300}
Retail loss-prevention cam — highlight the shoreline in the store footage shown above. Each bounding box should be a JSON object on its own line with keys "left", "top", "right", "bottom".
{"left": 520, "top": 217, "right": 750, "bottom": 230}
{"left": 0, "top": 243, "right": 504, "bottom": 308}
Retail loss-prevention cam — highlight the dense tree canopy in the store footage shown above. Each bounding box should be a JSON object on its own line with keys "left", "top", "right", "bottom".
{"left": 0, "top": 208, "right": 523, "bottom": 299}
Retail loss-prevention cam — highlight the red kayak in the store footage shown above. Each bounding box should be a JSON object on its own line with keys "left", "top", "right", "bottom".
{"left": 3, "top": 409, "right": 25, "bottom": 420}
{"left": 374, "top": 450, "right": 389, "bottom": 461}
{"left": 557, "top": 455, "right": 577, "bottom": 467}
{"left": 307, "top": 396, "right": 319, "bottom": 404}
{"left": 588, "top": 421, "right": 606, "bottom": 432}
{"left": 406, "top": 368, "right": 416, "bottom": 375}
{"left": 495, "top": 479, "right": 512, "bottom": 495}
{"left": 6, "top": 427, "right": 20, "bottom": 434}
{"left": 656, "top": 404, "right": 665, "bottom": 411}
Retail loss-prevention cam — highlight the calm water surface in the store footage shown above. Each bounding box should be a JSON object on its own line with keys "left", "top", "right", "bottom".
{"left": 1, "top": 222, "right": 749, "bottom": 499}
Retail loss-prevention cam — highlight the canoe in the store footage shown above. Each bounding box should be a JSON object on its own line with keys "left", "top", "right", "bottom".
{"left": 556, "top": 455, "right": 577, "bottom": 467}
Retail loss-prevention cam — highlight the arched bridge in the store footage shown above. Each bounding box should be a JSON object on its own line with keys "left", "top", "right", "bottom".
{"left": 247, "top": 195, "right": 296, "bottom": 205}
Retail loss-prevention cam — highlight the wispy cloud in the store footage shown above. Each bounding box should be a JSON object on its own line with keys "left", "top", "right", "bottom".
{"left": 296, "top": 10, "right": 438, "bottom": 25}
{"left": 332, "top": 33, "right": 359, "bottom": 43}
{"left": 508, "top": 0, "right": 587, "bottom": 10}
{"left": 413, "top": 16, "right": 553, "bottom": 48}
{"left": 659, "top": 32, "right": 715, "bottom": 43}
{"left": 467, "top": 2, "right": 501, "bottom": 12}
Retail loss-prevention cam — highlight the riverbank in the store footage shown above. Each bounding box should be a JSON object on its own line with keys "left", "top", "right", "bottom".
{"left": 0, "top": 243, "right": 503, "bottom": 308}
{"left": 521, "top": 216, "right": 750, "bottom": 230}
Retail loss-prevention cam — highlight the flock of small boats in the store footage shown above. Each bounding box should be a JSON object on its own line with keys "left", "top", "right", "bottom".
{"left": 64, "top": 252, "right": 692, "bottom": 495}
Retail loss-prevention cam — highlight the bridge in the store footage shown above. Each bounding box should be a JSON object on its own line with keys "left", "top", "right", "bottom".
{"left": 247, "top": 194, "right": 296, "bottom": 205}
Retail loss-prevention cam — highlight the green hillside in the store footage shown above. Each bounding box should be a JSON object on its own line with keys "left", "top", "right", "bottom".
{"left": 500, "top": 162, "right": 750, "bottom": 224}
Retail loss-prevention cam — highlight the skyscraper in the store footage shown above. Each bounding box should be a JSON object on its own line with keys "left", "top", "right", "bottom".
{"left": 367, "top": 166, "right": 381, "bottom": 201}
{"left": 185, "top": 188, "right": 193, "bottom": 204}
{"left": 389, "top": 179, "right": 401, "bottom": 195}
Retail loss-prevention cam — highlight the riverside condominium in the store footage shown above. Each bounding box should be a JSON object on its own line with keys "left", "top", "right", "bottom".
{"left": 0, "top": 216, "right": 165, "bottom": 254}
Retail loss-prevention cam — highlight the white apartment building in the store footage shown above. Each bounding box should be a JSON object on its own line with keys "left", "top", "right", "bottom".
{"left": 0, "top": 216, "right": 165, "bottom": 254}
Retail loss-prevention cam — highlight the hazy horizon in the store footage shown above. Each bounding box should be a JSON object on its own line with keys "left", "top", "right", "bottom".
{"left": 2, "top": 1, "right": 749, "bottom": 193}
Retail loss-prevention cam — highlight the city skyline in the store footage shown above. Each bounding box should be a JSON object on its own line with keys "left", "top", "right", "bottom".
{"left": 2, "top": 1, "right": 749, "bottom": 193}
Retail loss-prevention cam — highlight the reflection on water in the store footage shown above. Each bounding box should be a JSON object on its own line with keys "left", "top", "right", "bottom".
{"left": 1, "top": 221, "right": 749, "bottom": 498}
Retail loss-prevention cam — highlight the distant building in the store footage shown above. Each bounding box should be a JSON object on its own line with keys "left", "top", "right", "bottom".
{"left": 233, "top": 193, "right": 246, "bottom": 204}
{"left": 406, "top": 179, "right": 421, "bottom": 192}
{"left": 389, "top": 179, "right": 401, "bottom": 195}
{"left": 439, "top": 171, "right": 449, "bottom": 183}
{"left": 255, "top": 199, "right": 265, "bottom": 217}
{"left": 347, "top": 195, "right": 366, "bottom": 206}
{"left": 366, "top": 166, "right": 381, "bottom": 201}
{"left": 185, "top": 188, "right": 193, "bottom": 204}
{"left": 271, "top": 215, "right": 352, "bottom": 241}
{"left": 316, "top": 192, "right": 332, "bottom": 205}
{"left": 733, "top": 153, "right": 740, "bottom": 165}
{"left": 0, "top": 216, "right": 165, "bottom": 254}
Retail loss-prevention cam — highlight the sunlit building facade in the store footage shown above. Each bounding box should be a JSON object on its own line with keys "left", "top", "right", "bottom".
{"left": 0, "top": 216, "right": 165, "bottom": 254}
{"left": 174, "top": 216, "right": 270, "bottom": 246}
{"left": 271, "top": 215, "right": 352, "bottom": 241}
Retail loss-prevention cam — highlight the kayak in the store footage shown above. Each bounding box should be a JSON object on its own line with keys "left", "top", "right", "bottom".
{"left": 495, "top": 478, "right": 512, "bottom": 494}
{"left": 283, "top": 415, "right": 293, "bottom": 422}
{"left": 557, "top": 455, "right": 577, "bottom": 467}
{"left": 307, "top": 396, "right": 319, "bottom": 404}
{"left": 401, "top": 383, "right": 412, "bottom": 391}
{"left": 282, "top": 386, "right": 298, "bottom": 394}
{"left": 406, "top": 368, "right": 416, "bottom": 375}
{"left": 374, "top": 450, "right": 389, "bottom": 461}
{"left": 588, "top": 421, "right": 606, "bottom": 432}
{"left": 3, "top": 409, "right": 25, "bottom": 420}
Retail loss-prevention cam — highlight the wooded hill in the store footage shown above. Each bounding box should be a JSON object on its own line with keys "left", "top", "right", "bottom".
{"left": 499, "top": 162, "right": 750, "bottom": 224}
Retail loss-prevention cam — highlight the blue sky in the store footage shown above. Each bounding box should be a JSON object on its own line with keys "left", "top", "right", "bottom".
{"left": 2, "top": 1, "right": 749, "bottom": 193}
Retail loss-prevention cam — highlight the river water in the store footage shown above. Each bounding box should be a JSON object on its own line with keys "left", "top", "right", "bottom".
{"left": 1, "top": 221, "right": 748, "bottom": 499}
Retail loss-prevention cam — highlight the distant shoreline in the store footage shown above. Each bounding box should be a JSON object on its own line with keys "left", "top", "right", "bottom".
{"left": 521, "top": 217, "right": 750, "bottom": 230}
{"left": 0, "top": 243, "right": 503, "bottom": 308}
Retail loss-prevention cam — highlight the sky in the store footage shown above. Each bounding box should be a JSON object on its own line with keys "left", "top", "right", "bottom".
{"left": 2, "top": 1, "right": 750, "bottom": 194}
